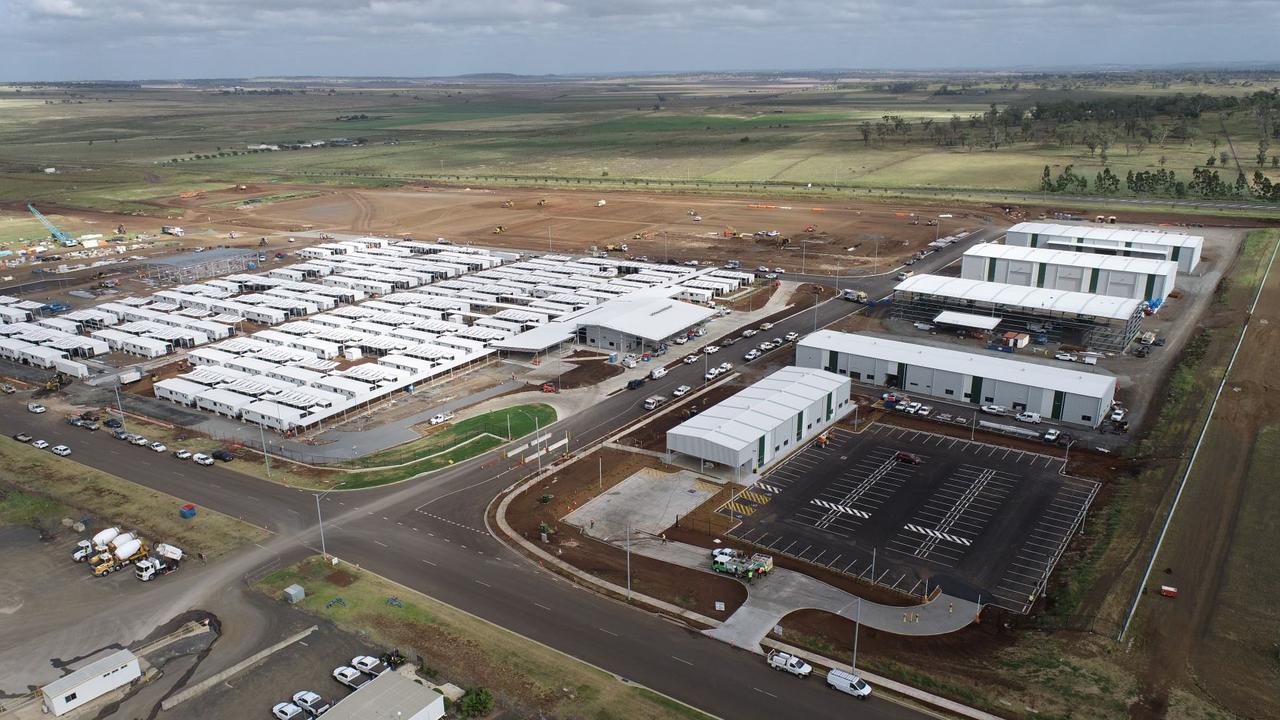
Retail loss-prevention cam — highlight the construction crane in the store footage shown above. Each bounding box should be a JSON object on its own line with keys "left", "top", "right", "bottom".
{"left": 27, "top": 204, "right": 76, "bottom": 246}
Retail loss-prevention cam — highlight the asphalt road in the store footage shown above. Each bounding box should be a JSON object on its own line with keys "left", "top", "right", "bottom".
{"left": 0, "top": 229, "right": 996, "bottom": 719}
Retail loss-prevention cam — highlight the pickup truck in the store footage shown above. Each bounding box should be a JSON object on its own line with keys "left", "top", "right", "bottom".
{"left": 766, "top": 650, "right": 812, "bottom": 678}
{"left": 428, "top": 412, "right": 455, "bottom": 426}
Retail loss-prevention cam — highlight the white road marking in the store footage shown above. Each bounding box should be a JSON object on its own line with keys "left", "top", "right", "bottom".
{"left": 373, "top": 540, "right": 388, "bottom": 547}
{"left": 671, "top": 656, "right": 693, "bottom": 666}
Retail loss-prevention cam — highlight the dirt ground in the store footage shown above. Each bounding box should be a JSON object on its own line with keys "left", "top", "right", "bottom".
{"left": 555, "top": 353, "right": 623, "bottom": 389}
{"left": 503, "top": 447, "right": 748, "bottom": 621}
{"left": 171, "top": 185, "right": 997, "bottom": 274}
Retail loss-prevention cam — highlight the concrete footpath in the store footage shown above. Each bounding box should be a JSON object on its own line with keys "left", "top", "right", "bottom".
{"left": 624, "top": 538, "right": 978, "bottom": 650}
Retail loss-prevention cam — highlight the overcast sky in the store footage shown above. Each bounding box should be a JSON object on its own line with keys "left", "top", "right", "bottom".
{"left": 2, "top": 0, "right": 1278, "bottom": 80}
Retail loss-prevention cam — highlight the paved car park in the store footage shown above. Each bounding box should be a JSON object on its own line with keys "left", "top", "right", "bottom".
{"left": 722, "top": 423, "right": 1098, "bottom": 613}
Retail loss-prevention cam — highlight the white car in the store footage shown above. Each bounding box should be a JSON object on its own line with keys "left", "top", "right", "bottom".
{"left": 272, "top": 702, "right": 305, "bottom": 720}
{"left": 742, "top": 329, "right": 758, "bottom": 337}
{"left": 703, "top": 345, "right": 720, "bottom": 354}
{"left": 130, "top": 435, "right": 149, "bottom": 446}
{"left": 760, "top": 322, "right": 774, "bottom": 330}
{"left": 758, "top": 341, "right": 776, "bottom": 351}
{"left": 718, "top": 362, "right": 733, "bottom": 373}
{"left": 784, "top": 332, "right": 799, "bottom": 342}
{"left": 150, "top": 442, "right": 167, "bottom": 453}
{"left": 1015, "top": 412, "right": 1042, "bottom": 424}
{"left": 672, "top": 336, "right": 688, "bottom": 345}
{"left": 772, "top": 267, "right": 784, "bottom": 274}
{"left": 744, "top": 349, "right": 761, "bottom": 361}
{"left": 683, "top": 354, "right": 700, "bottom": 365}
{"left": 1054, "top": 352, "right": 1078, "bottom": 362}
{"left": 31, "top": 440, "right": 49, "bottom": 450}
{"left": 192, "top": 453, "right": 215, "bottom": 466}
{"left": 26, "top": 403, "right": 46, "bottom": 414}
{"left": 173, "top": 449, "right": 192, "bottom": 460}
{"left": 351, "top": 655, "right": 389, "bottom": 676}
{"left": 980, "top": 405, "right": 1007, "bottom": 415}
{"left": 757, "top": 265, "right": 770, "bottom": 272}
{"left": 291, "top": 691, "right": 331, "bottom": 716}
{"left": 429, "top": 413, "right": 454, "bottom": 425}
{"left": 1110, "top": 408, "right": 1127, "bottom": 422}
{"left": 1043, "top": 428, "right": 1062, "bottom": 443}
{"left": 705, "top": 369, "right": 720, "bottom": 381}
{"left": 332, "top": 666, "right": 369, "bottom": 690}
{"left": 51, "top": 445, "right": 71, "bottom": 457}
{"left": 766, "top": 650, "right": 812, "bottom": 677}
{"left": 905, "top": 402, "right": 922, "bottom": 414}
{"left": 672, "top": 385, "right": 691, "bottom": 397}
{"left": 764, "top": 273, "right": 778, "bottom": 279}
{"left": 916, "top": 405, "right": 933, "bottom": 418}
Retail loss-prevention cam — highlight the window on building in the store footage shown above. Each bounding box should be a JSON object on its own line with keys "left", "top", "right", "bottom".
{"left": 985, "top": 397, "right": 994, "bottom": 402}
{"left": 909, "top": 382, "right": 918, "bottom": 387}
{"left": 64, "top": 693, "right": 77, "bottom": 703}
{"left": 774, "top": 445, "right": 780, "bottom": 452}
{"left": 944, "top": 389, "right": 954, "bottom": 396}
{"left": 1082, "top": 415, "right": 1092, "bottom": 422}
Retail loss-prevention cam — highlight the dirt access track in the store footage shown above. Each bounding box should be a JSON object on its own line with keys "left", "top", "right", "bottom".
{"left": 168, "top": 184, "right": 1000, "bottom": 274}
{"left": 1135, "top": 234, "right": 1280, "bottom": 718}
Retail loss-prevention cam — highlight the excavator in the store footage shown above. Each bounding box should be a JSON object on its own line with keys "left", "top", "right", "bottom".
{"left": 501, "top": 201, "right": 514, "bottom": 209}
{"left": 537, "top": 199, "right": 548, "bottom": 207}
{"left": 493, "top": 225, "right": 506, "bottom": 235}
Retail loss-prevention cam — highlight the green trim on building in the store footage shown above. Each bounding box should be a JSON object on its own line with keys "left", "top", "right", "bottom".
{"left": 1144, "top": 274, "right": 1157, "bottom": 300}
{"left": 969, "top": 376, "right": 983, "bottom": 404}
{"left": 1171, "top": 246, "right": 1181, "bottom": 263}
{"left": 1089, "top": 268, "right": 1100, "bottom": 293}
{"left": 825, "top": 349, "right": 838, "bottom": 373}
{"left": 1051, "top": 390, "right": 1065, "bottom": 420}
{"left": 986, "top": 258, "right": 996, "bottom": 282}
{"left": 1035, "top": 263, "right": 1047, "bottom": 288}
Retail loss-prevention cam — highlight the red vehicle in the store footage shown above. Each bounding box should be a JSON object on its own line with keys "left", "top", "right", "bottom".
{"left": 894, "top": 451, "right": 923, "bottom": 465}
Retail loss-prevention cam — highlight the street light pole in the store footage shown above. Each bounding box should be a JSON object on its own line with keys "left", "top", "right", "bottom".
{"left": 258, "top": 422, "right": 272, "bottom": 478}
{"left": 315, "top": 493, "right": 328, "bottom": 558}
{"left": 626, "top": 522, "right": 632, "bottom": 600}
{"left": 114, "top": 386, "right": 128, "bottom": 433}
{"left": 852, "top": 598, "right": 862, "bottom": 671}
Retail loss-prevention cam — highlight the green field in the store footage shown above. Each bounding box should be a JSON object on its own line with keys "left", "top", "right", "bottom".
{"left": 3, "top": 74, "right": 1279, "bottom": 215}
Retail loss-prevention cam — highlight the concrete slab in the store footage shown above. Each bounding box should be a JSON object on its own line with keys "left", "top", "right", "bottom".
{"left": 564, "top": 468, "right": 717, "bottom": 541}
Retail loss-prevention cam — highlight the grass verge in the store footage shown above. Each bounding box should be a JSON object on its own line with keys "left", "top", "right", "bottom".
{"left": 0, "top": 438, "right": 269, "bottom": 557}
{"left": 257, "top": 557, "right": 715, "bottom": 720}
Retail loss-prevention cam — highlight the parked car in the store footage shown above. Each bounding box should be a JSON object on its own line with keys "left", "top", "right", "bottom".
{"left": 82, "top": 421, "right": 99, "bottom": 431}
{"left": 1134, "top": 346, "right": 1151, "bottom": 358}
{"left": 718, "top": 362, "right": 733, "bottom": 373}
{"left": 1015, "top": 412, "right": 1042, "bottom": 424}
{"left": 351, "top": 655, "right": 389, "bottom": 676}
{"left": 272, "top": 702, "right": 305, "bottom": 720}
{"left": 764, "top": 273, "right": 777, "bottom": 279}
{"left": 704, "top": 369, "right": 720, "bottom": 381}
{"left": 31, "top": 440, "right": 49, "bottom": 450}
{"left": 150, "top": 442, "right": 168, "bottom": 453}
{"left": 112, "top": 429, "right": 131, "bottom": 440}
{"left": 173, "top": 449, "right": 193, "bottom": 460}
{"left": 332, "top": 666, "right": 369, "bottom": 690}
{"left": 826, "top": 668, "right": 872, "bottom": 699}
{"left": 103, "top": 418, "right": 123, "bottom": 429}
{"left": 291, "top": 691, "right": 331, "bottom": 716}
{"left": 672, "top": 385, "right": 691, "bottom": 397}
{"left": 26, "top": 403, "right": 46, "bottom": 414}
{"left": 760, "top": 322, "right": 774, "bottom": 330}
{"left": 784, "top": 332, "right": 799, "bottom": 342}
{"left": 193, "top": 453, "right": 215, "bottom": 466}
{"left": 130, "top": 435, "right": 149, "bottom": 446}
{"left": 0, "top": 383, "right": 14, "bottom": 394}
{"left": 759, "top": 341, "right": 776, "bottom": 351}
{"left": 742, "top": 329, "right": 758, "bottom": 337}
{"left": 211, "top": 449, "right": 234, "bottom": 462}
{"left": 766, "top": 650, "right": 812, "bottom": 677}
{"left": 683, "top": 355, "right": 700, "bottom": 365}
{"left": 67, "top": 417, "right": 85, "bottom": 427}
{"left": 916, "top": 405, "right": 933, "bottom": 418}
{"left": 1110, "top": 407, "right": 1127, "bottom": 422}
{"left": 905, "top": 402, "right": 922, "bottom": 414}
{"left": 626, "top": 378, "right": 646, "bottom": 391}
{"left": 772, "top": 267, "right": 784, "bottom": 274}
{"left": 744, "top": 349, "right": 761, "bottom": 362}
{"left": 980, "top": 405, "right": 1007, "bottom": 415}
{"left": 1043, "top": 429, "right": 1062, "bottom": 443}
{"left": 1054, "top": 352, "right": 1078, "bottom": 362}
{"left": 757, "top": 265, "right": 770, "bottom": 272}
{"left": 672, "top": 335, "right": 687, "bottom": 345}
{"left": 894, "top": 451, "right": 923, "bottom": 465}
{"left": 51, "top": 445, "right": 71, "bottom": 457}
{"left": 428, "top": 412, "right": 454, "bottom": 425}
{"left": 703, "top": 345, "right": 720, "bottom": 355}
{"left": 12, "top": 432, "right": 32, "bottom": 443}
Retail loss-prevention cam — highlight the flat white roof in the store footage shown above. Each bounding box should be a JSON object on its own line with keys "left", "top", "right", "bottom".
{"left": 495, "top": 288, "right": 715, "bottom": 352}
{"left": 965, "top": 243, "right": 1176, "bottom": 275}
{"left": 1009, "top": 221, "right": 1202, "bottom": 248}
{"left": 800, "top": 330, "right": 1117, "bottom": 397}
{"left": 933, "top": 310, "right": 1002, "bottom": 330}
{"left": 43, "top": 650, "right": 136, "bottom": 698}
{"left": 668, "top": 367, "right": 847, "bottom": 452}
{"left": 321, "top": 662, "right": 444, "bottom": 720}
{"left": 154, "top": 377, "right": 210, "bottom": 397}
{"left": 895, "top": 274, "right": 1142, "bottom": 321}
{"left": 197, "top": 388, "right": 257, "bottom": 408}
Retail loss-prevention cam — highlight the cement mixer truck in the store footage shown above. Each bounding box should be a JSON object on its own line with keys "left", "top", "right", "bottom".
{"left": 72, "top": 527, "right": 120, "bottom": 563}
{"left": 135, "top": 543, "right": 183, "bottom": 582}
{"left": 85, "top": 532, "right": 134, "bottom": 567}
{"left": 92, "top": 537, "right": 147, "bottom": 577}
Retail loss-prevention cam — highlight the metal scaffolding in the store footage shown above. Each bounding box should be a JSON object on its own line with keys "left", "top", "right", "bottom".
{"left": 138, "top": 252, "right": 259, "bottom": 285}
{"left": 890, "top": 289, "right": 1143, "bottom": 352}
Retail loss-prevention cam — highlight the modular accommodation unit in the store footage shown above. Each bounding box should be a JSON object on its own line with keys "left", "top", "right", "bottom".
{"left": 154, "top": 377, "right": 210, "bottom": 406}
{"left": 195, "top": 388, "right": 256, "bottom": 418}
{"left": 42, "top": 650, "right": 141, "bottom": 717}
{"left": 796, "top": 330, "right": 1116, "bottom": 428}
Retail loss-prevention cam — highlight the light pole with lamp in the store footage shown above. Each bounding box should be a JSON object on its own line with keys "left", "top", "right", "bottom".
{"left": 113, "top": 385, "right": 128, "bottom": 433}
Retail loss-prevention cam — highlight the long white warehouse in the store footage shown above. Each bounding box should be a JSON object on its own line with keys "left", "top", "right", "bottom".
{"left": 961, "top": 243, "right": 1177, "bottom": 304}
{"left": 666, "top": 366, "right": 851, "bottom": 476}
{"left": 796, "top": 330, "right": 1116, "bottom": 428}
{"left": 1005, "top": 221, "right": 1202, "bottom": 273}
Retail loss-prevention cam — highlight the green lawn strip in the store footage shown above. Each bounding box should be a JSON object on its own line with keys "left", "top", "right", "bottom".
{"left": 0, "top": 488, "right": 69, "bottom": 530}
{"left": 335, "top": 404, "right": 556, "bottom": 470}
{"left": 257, "top": 557, "right": 714, "bottom": 720}
{"left": 0, "top": 438, "right": 268, "bottom": 557}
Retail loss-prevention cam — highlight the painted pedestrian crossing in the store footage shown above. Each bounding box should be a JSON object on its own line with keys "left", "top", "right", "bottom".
{"left": 811, "top": 498, "right": 870, "bottom": 518}
{"left": 904, "top": 523, "right": 972, "bottom": 546}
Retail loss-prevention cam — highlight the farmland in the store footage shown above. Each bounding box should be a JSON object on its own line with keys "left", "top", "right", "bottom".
{"left": 3, "top": 74, "right": 1280, "bottom": 219}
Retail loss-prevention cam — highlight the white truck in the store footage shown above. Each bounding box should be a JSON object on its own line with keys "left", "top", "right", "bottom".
{"left": 643, "top": 395, "right": 668, "bottom": 411}
{"left": 161, "top": 226, "right": 185, "bottom": 237}
{"left": 135, "top": 542, "right": 183, "bottom": 581}
{"left": 73, "top": 527, "right": 121, "bottom": 563}
{"left": 766, "top": 650, "right": 812, "bottom": 678}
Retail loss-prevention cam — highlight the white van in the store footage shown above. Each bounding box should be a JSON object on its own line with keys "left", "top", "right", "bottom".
{"left": 1015, "top": 411, "right": 1042, "bottom": 424}
{"left": 651, "top": 367, "right": 667, "bottom": 380}
{"left": 826, "top": 668, "right": 872, "bottom": 699}
{"left": 642, "top": 396, "right": 667, "bottom": 411}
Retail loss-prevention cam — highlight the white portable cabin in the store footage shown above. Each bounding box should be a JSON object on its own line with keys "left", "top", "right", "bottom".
{"left": 18, "top": 344, "right": 68, "bottom": 368}
{"left": 195, "top": 388, "right": 256, "bottom": 418}
{"left": 41, "top": 649, "right": 141, "bottom": 717}
{"left": 241, "top": 400, "right": 307, "bottom": 431}
{"left": 52, "top": 357, "right": 90, "bottom": 379}
{"left": 0, "top": 305, "right": 33, "bottom": 323}
{"left": 312, "top": 374, "right": 374, "bottom": 399}
{"left": 154, "top": 377, "right": 210, "bottom": 406}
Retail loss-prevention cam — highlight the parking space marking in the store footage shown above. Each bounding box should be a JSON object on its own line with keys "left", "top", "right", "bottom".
{"left": 903, "top": 524, "right": 972, "bottom": 546}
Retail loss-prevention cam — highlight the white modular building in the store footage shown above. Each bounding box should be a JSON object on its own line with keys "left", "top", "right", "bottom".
{"left": 667, "top": 366, "right": 851, "bottom": 475}
{"left": 797, "top": 330, "right": 1116, "bottom": 428}
{"left": 961, "top": 243, "right": 1177, "bottom": 304}
{"left": 42, "top": 650, "right": 141, "bottom": 717}
{"left": 1005, "top": 222, "right": 1202, "bottom": 273}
